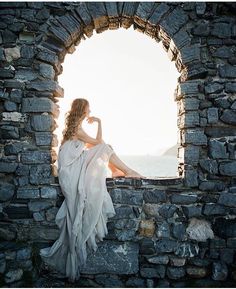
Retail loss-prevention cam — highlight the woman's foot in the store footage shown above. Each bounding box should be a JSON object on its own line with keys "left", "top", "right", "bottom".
{"left": 124, "top": 169, "right": 144, "bottom": 179}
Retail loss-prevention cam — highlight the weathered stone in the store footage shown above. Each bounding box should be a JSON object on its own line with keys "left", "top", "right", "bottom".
{"left": 36, "top": 50, "right": 58, "bottom": 65}
{"left": 212, "top": 23, "right": 232, "bottom": 38}
{"left": 214, "top": 96, "right": 231, "bottom": 109}
{"left": 0, "top": 182, "right": 15, "bottom": 201}
{"left": 179, "top": 111, "right": 200, "bottom": 128}
{"left": 220, "top": 109, "right": 236, "bottom": 125}
{"left": 227, "top": 238, "right": 236, "bottom": 248}
{"left": 156, "top": 239, "right": 178, "bottom": 253}
{"left": 20, "top": 45, "right": 35, "bottom": 59}
{"left": 17, "top": 187, "right": 40, "bottom": 199}
{"left": 4, "top": 100, "right": 17, "bottom": 112}
{"left": 187, "top": 218, "right": 214, "bottom": 242}
{"left": 39, "top": 63, "right": 55, "bottom": 79}
{"left": 22, "top": 98, "right": 57, "bottom": 114}
{"left": 41, "top": 186, "right": 58, "bottom": 199}
{"left": 219, "top": 161, "right": 236, "bottom": 176}
{"left": 15, "top": 164, "right": 29, "bottom": 176}
{"left": 220, "top": 248, "right": 234, "bottom": 264}
{"left": 140, "top": 239, "right": 155, "bottom": 255}
{"left": 166, "top": 267, "right": 185, "bottom": 279}
{"left": 21, "top": 151, "right": 51, "bottom": 164}
{"left": 81, "top": 241, "right": 139, "bottom": 275}
{"left": 213, "top": 217, "right": 236, "bottom": 238}
{"left": 1, "top": 112, "right": 27, "bottom": 122}
{"left": 181, "top": 129, "right": 207, "bottom": 145}
{"left": 186, "top": 266, "right": 208, "bottom": 278}
{"left": 31, "top": 114, "right": 55, "bottom": 131}
{"left": 210, "top": 238, "right": 226, "bottom": 249}
{"left": 199, "top": 159, "right": 218, "bottom": 174}
{"left": 156, "top": 221, "right": 170, "bottom": 238}
{"left": 170, "top": 193, "right": 198, "bottom": 204}
{"left": 139, "top": 219, "right": 155, "bottom": 237}
{"left": 28, "top": 200, "right": 54, "bottom": 212}
{"left": 112, "top": 205, "right": 137, "bottom": 220}
{"left": 225, "top": 82, "right": 236, "bottom": 93}
{"left": 45, "top": 207, "right": 58, "bottom": 221}
{"left": 30, "top": 164, "right": 54, "bottom": 185}
{"left": 4, "top": 47, "right": 20, "bottom": 62}
{"left": 212, "top": 262, "right": 228, "bottom": 281}
{"left": 207, "top": 108, "right": 219, "bottom": 124}
{"left": 140, "top": 265, "right": 166, "bottom": 279}
{"left": 1, "top": 125, "right": 19, "bottom": 139}
{"left": 209, "top": 139, "right": 228, "bottom": 159}
{"left": 172, "top": 223, "right": 187, "bottom": 241}
{"left": 199, "top": 180, "right": 225, "bottom": 192}
{"left": 3, "top": 204, "right": 30, "bottom": 219}
{"left": 178, "top": 145, "right": 199, "bottom": 165}
{"left": 147, "top": 255, "right": 169, "bottom": 265}
{"left": 203, "top": 204, "right": 226, "bottom": 216}
{"left": 175, "top": 242, "right": 199, "bottom": 257}
{"left": 26, "top": 80, "right": 63, "bottom": 97}
{"left": 110, "top": 189, "right": 143, "bottom": 205}
{"left": 29, "top": 226, "right": 59, "bottom": 241}
{"left": 95, "top": 274, "right": 124, "bottom": 287}
{"left": 205, "top": 82, "right": 223, "bottom": 94}
{"left": 170, "top": 257, "right": 186, "bottom": 267}
{"left": 0, "top": 227, "right": 16, "bottom": 241}
{"left": 182, "top": 205, "right": 202, "bottom": 218}
{"left": 143, "top": 189, "right": 166, "bottom": 203}
{"left": 0, "top": 161, "right": 18, "bottom": 173}
{"left": 125, "top": 277, "right": 145, "bottom": 288}
{"left": 4, "top": 268, "right": 23, "bottom": 284}
{"left": 219, "top": 65, "right": 236, "bottom": 78}
{"left": 158, "top": 204, "right": 177, "bottom": 218}
{"left": 33, "top": 212, "right": 45, "bottom": 222}
{"left": 16, "top": 247, "right": 31, "bottom": 260}
{"left": 218, "top": 192, "right": 236, "bottom": 207}
{"left": 213, "top": 46, "right": 234, "bottom": 58}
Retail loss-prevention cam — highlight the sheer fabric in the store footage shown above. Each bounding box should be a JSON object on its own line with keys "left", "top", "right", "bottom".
{"left": 39, "top": 140, "right": 116, "bottom": 282}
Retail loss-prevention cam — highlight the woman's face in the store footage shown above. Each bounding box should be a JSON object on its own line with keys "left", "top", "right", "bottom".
{"left": 85, "top": 104, "right": 91, "bottom": 117}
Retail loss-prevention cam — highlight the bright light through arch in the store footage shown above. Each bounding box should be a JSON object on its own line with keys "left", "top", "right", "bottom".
{"left": 55, "top": 28, "right": 180, "bottom": 177}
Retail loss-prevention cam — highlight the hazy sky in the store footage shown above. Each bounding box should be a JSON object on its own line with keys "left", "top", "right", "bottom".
{"left": 55, "top": 27, "right": 180, "bottom": 156}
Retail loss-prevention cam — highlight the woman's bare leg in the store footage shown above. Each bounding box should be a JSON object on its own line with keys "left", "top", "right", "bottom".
{"left": 109, "top": 153, "right": 144, "bottom": 178}
{"left": 108, "top": 162, "right": 125, "bottom": 177}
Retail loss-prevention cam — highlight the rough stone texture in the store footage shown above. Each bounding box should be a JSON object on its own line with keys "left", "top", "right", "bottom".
{"left": 0, "top": 1, "right": 236, "bottom": 287}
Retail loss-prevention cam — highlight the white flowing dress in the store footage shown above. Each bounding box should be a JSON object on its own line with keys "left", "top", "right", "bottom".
{"left": 39, "top": 140, "right": 116, "bottom": 282}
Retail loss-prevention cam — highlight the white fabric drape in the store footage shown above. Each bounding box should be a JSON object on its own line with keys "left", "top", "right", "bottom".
{"left": 39, "top": 140, "right": 116, "bottom": 282}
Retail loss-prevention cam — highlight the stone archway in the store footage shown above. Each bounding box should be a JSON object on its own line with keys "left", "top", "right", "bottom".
{"left": 34, "top": 2, "right": 205, "bottom": 188}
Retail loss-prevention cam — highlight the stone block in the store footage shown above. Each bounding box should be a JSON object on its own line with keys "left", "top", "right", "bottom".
{"left": 176, "top": 80, "right": 201, "bottom": 98}
{"left": 16, "top": 247, "right": 31, "bottom": 260}
{"left": 178, "top": 111, "right": 199, "bottom": 128}
{"left": 219, "top": 161, "right": 236, "bottom": 176}
{"left": 170, "top": 193, "right": 198, "bottom": 204}
{"left": 180, "top": 44, "right": 200, "bottom": 65}
{"left": 156, "top": 239, "right": 178, "bottom": 253}
{"left": 4, "top": 268, "right": 23, "bottom": 284}
{"left": 213, "top": 46, "right": 233, "bottom": 58}
{"left": 196, "top": 2, "right": 206, "bottom": 15}
{"left": 212, "top": 262, "right": 228, "bottom": 281}
{"left": 45, "top": 207, "right": 58, "bottom": 221}
{"left": 139, "top": 219, "right": 155, "bottom": 237}
{"left": 213, "top": 217, "right": 236, "bottom": 238}
{"left": 147, "top": 3, "right": 170, "bottom": 25}
{"left": 135, "top": 2, "right": 156, "bottom": 22}
{"left": 81, "top": 241, "right": 139, "bottom": 275}
{"left": 166, "top": 266, "right": 185, "bottom": 279}
{"left": 203, "top": 204, "right": 226, "bottom": 215}
{"left": 3, "top": 204, "right": 30, "bottom": 219}
{"left": 175, "top": 242, "right": 199, "bottom": 257}
{"left": 183, "top": 167, "right": 199, "bottom": 188}
{"left": 186, "top": 266, "right": 208, "bottom": 278}
{"left": 15, "top": 164, "right": 29, "bottom": 176}
{"left": 170, "top": 257, "right": 186, "bottom": 267}
{"left": 125, "top": 277, "right": 145, "bottom": 288}
{"left": 20, "top": 45, "right": 35, "bottom": 59}
{"left": 140, "top": 238, "right": 155, "bottom": 255}
{"left": 31, "top": 114, "right": 55, "bottom": 131}
{"left": 218, "top": 192, "right": 236, "bottom": 207}
{"left": 112, "top": 205, "right": 137, "bottom": 220}
{"left": 1, "top": 112, "right": 27, "bottom": 123}
{"left": 156, "top": 221, "right": 170, "bottom": 238}
{"left": 207, "top": 108, "right": 219, "bottom": 124}
{"left": 17, "top": 187, "right": 40, "bottom": 199}
{"left": 29, "top": 226, "right": 59, "bottom": 241}
{"left": 21, "top": 150, "right": 51, "bottom": 164}
{"left": 33, "top": 212, "right": 45, "bottom": 222}
{"left": 26, "top": 80, "right": 63, "bottom": 97}
{"left": 41, "top": 186, "right": 58, "bottom": 199}
{"left": 182, "top": 205, "right": 202, "bottom": 218}
{"left": 199, "top": 159, "right": 218, "bottom": 174}
{"left": 227, "top": 238, "right": 236, "bottom": 248}
{"left": 219, "top": 65, "right": 236, "bottom": 78}
{"left": 1, "top": 125, "right": 19, "bottom": 139}
{"left": 158, "top": 204, "right": 177, "bottom": 218}
{"left": 220, "top": 248, "right": 234, "bottom": 264}
{"left": 225, "top": 82, "right": 236, "bottom": 93}
{"left": 28, "top": 200, "right": 54, "bottom": 212}
{"left": 199, "top": 180, "right": 225, "bottom": 191}
{"left": 140, "top": 265, "right": 166, "bottom": 279}
{"left": 110, "top": 188, "right": 143, "bottom": 205}
{"left": 39, "top": 63, "right": 55, "bottom": 79}
{"left": 143, "top": 203, "right": 160, "bottom": 217}
{"left": 209, "top": 139, "right": 228, "bottom": 159}
{"left": 205, "top": 82, "right": 224, "bottom": 94}
{"left": 4, "top": 47, "right": 20, "bottom": 62}
{"left": 181, "top": 129, "right": 207, "bottom": 145}
{"left": 178, "top": 145, "right": 199, "bottom": 165}
{"left": 147, "top": 255, "right": 169, "bottom": 265}
{"left": 172, "top": 223, "right": 187, "bottom": 241}
{"left": 0, "top": 161, "right": 18, "bottom": 173}
{"left": 0, "top": 182, "right": 15, "bottom": 201}
{"left": 214, "top": 97, "right": 231, "bottom": 109}
{"left": 22, "top": 97, "right": 56, "bottom": 114}
{"left": 36, "top": 50, "right": 58, "bottom": 65}
{"left": 95, "top": 275, "right": 124, "bottom": 287}
{"left": 35, "top": 132, "right": 53, "bottom": 146}
{"left": 143, "top": 189, "right": 166, "bottom": 203}
{"left": 220, "top": 109, "right": 236, "bottom": 125}
{"left": 29, "top": 164, "right": 54, "bottom": 185}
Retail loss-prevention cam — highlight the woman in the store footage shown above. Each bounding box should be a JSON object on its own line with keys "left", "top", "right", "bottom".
{"left": 40, "top": 98, "right": 143, "bottom": 282}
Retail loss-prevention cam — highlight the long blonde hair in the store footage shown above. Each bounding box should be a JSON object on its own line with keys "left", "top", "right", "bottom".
{"left": 61, "top": 98, "right": 89, "bottom": 145}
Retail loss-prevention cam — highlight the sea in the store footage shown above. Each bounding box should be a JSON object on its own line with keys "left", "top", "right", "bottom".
{"left": 118, "top": 155, "right": 179, "bottom": 178}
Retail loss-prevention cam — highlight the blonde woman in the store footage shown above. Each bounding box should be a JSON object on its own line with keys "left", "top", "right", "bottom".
{"left": 40, "top": 98, "right": 143, "bottom": 282}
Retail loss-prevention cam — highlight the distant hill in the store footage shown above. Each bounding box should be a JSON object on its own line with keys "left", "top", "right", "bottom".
{"left": 162, "top": 144, "right": 178, "bottom": 156}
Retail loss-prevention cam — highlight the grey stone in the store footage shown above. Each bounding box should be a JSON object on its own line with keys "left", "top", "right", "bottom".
{"left": 115, "top": 228, "right": 136, "bottom": 241}
{"left": 30, "top": 164, "right": 54, "bottom": 185}
{"left": 39, "top": 63, "right": 55, "bottom": 79}
{"left": 35, "top": 132, "right": 53, "bottom": 146}
{"left": 225, "top": 82, "right": 236, "bottom": 93}
{"left": 0, "top": 161, "right": 18, "bottom": 173}
{"left": 0, "top": 227, "right": 16, "bottom": 241}
{"left": 178, "top": 145, "right": 199, "bottom": 165}
{"left": 177, "top": 81, "right": 201, "bottom": 97}
{"left": 156, "top": 221, "right": 170, "bottom": 238}
{"left": 172, "top": 223, "right": 187, "bottom": 241}
{"left": 175, "top": 242, "right": 199, "bottom": 257}
{"left": 212, "top": 262, "right": 228, "bottom": 281}
{"left": 220, "top": 109, "right": 236, "bottom": 125}
{"left": 33, "top": 212, "right": 45, "bottom": 221}
{"left": 220, "top": 248, "right": 234, "bottom": 264}
{"left": 26, "top": 80, "right": 63, "bottom": 97}
{"left": 186, "top": 266, "right": 208, "bottom": 278}
{"left": 205, "top": 82, "right": 223, "bottom": 94}
{"left": 28, "top": 200, "right": 54, "bottom": 212}
{"left": 140, "top": 265, "right": 166, "bottom": 279}
{"left": 4, "top": 142, "right": 25, "bottom": 155}
{"left": 199, "top": 180, "right": 226, "bottom": 192}
{"left": 170, "top": 193, "right": 198, "bottom": 204}
{"left": 203, "top": 204, "right": 226, "bottom": 216}
{"left": 22, "top": 97, "right": 56, "bottom": 113}
{"left": 179, "top": 111, "right": 199, "bottom": 128}
{"left": 16, "top": 247, "right": 31, "bottom": 260}
{"left": 36, "top": 50, "right": 58, "bottom": 65}
{"left": 110, "top": 189, "right": 143, "bottom": 205}
{"left": 81, "top": 241, "right": 139, "bottom": 275}
{"left": 159, "top": 204, "right": 177, "bottom": 218}
{"left": 199, "top": 159, "right": 218, "bottom": 174}
{"left": 140, "top": 239, "right": 155, "bottom": 255}
{"left": 209, "top": 139, "right": 228, "bottom": 159}
{"left": 17, "top": 187, "right": 40, "bottom": 199}
{"left": 15, "top": 69, "right": 38, "bottom": 81}
{"left": 214, "top": 97, "right": 231, "bottom": 109}
{"left": 182, "top": 129, "right": 207, "bottom": 145}
{"left": 0, "top": 260, "right": 6, "bottom": 274}
{"left": 213, "top": 218, "right": 236, "bottom": 238}
{"left": 143, "top": 189, "right": 166, "bottom": 203}
{"left": 156, "top": 280, "right": 170, "bottom": 288}
{"left": 1, "top": 125, "right": 19, "bottom": 139}
{"left": 147, "top": 255, "right": 169, "bottom": 265}
{"left": 180, "top": 44, "right": 200, "bottom": 65}
{"left": 231, "top": 101, "right": 236, "bottom": 110}
{"left": 4, "top": 268, "right": 23, "bottom": 284}
{"left": 31, "top": 114, "right": 55, "bottom": 131}
{"left": 21, "top": 151, "right": 51, "bottom": 164}
{"left": 112, "top": 205, "right": 137, "bottom": 220}
{"left": 166, "top": 267, "right": 185, "bottom": 280}
{"left": 95, "top": 275, "right": 124, "bottom": 287}
{"left": 126, "top": 277, "right": 145, "bottom": 288}
{"left": 29, "top": 226, "right": 59, "bottom": 241}
{"left": 10, "top": 89, "right": 22, "bottom": 103}
{"left": 213, "top": 46, "right": 234, "bottom": 58}
{"left": 189, "top": 258, "right": 211, "bottom": 267}
{"left": 212, "top": 23, "right": 232, "bottom": 38}
{"left": 15, "top": 164, "right": 29, "bottom": 176}
{"left": 148, "top": 3, "right": 170, "bottom": 25}
{"left": 207, "top": 108, "right": 219, "bottom": 124}
{"left": 156, "top": 239, "right": 178, "bottom": 253}
{"left": 219, "top": 161, "right": 236, "bottom": 176}
{"left": 192, "top": 23, "right": 209, "bottom": 36}
{"left": 135, "top": 3, "right": 156, "bottom": 21}
{"left": 219, "top": 65, "right": 236, "bottom": 78}
{"left": 20, "top": 45, "right": 35, "bottom": 59}
{"left": 218, "top": 192, "right": 236, "bottom": 207}
{"left": 41, "top": 186, "right": 58, "bottom": 199}
{"left": 46, "top": 207, "right": 58, "bottom": 221}
{"left": 210, "top": 238, "right": 226, "bottom": 249}
{"left": 0, "top": 182, "right": 15, "bottom": 201}
{"left": 182, "top": 205, "right": 202, "bottom": 218}
{"left": 170, "top": 257, "right": 186, "bottom": 267}
{"left": 196, "top": 2, "right": 206, "bottom": 15}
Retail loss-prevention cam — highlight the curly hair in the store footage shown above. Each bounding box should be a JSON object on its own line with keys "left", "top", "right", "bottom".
{"left": 61, "top": 98, "right": 89, "bottom": 145}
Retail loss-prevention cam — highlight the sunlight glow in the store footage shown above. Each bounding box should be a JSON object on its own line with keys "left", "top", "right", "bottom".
{"left": 55, "top": 28, "right": 180, "bottom": 157}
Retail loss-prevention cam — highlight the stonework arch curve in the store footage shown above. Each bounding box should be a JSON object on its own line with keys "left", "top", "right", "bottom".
{"left": 31, "top": 2, "right": 207, "bottom": 188}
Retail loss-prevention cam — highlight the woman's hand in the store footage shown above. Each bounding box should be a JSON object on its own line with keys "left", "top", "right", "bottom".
{"left": 86, "top": 116, "right": 101, "bottom": 124}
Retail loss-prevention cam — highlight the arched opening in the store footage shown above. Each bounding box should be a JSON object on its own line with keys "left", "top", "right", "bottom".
{"left": 55, "top": 28, "right": 180, "bottom": 178}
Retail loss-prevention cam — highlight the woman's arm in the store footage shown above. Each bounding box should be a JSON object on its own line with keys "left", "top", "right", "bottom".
{"left": 77, "top": 117, "right": 103, "bottom": 145}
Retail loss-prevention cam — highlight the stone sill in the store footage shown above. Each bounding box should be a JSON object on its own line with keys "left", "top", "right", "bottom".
{"left": 106, "top": 176, "right": 183, "bottom": 188}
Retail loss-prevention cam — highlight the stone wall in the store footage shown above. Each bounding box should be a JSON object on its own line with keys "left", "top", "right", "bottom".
{"left": 0, "top": 1, "right": 236, "bottom": 287}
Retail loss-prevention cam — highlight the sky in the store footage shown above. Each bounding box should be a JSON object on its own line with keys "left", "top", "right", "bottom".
{"left": 55, "top": 27, "right": 180, "bottom": 156}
